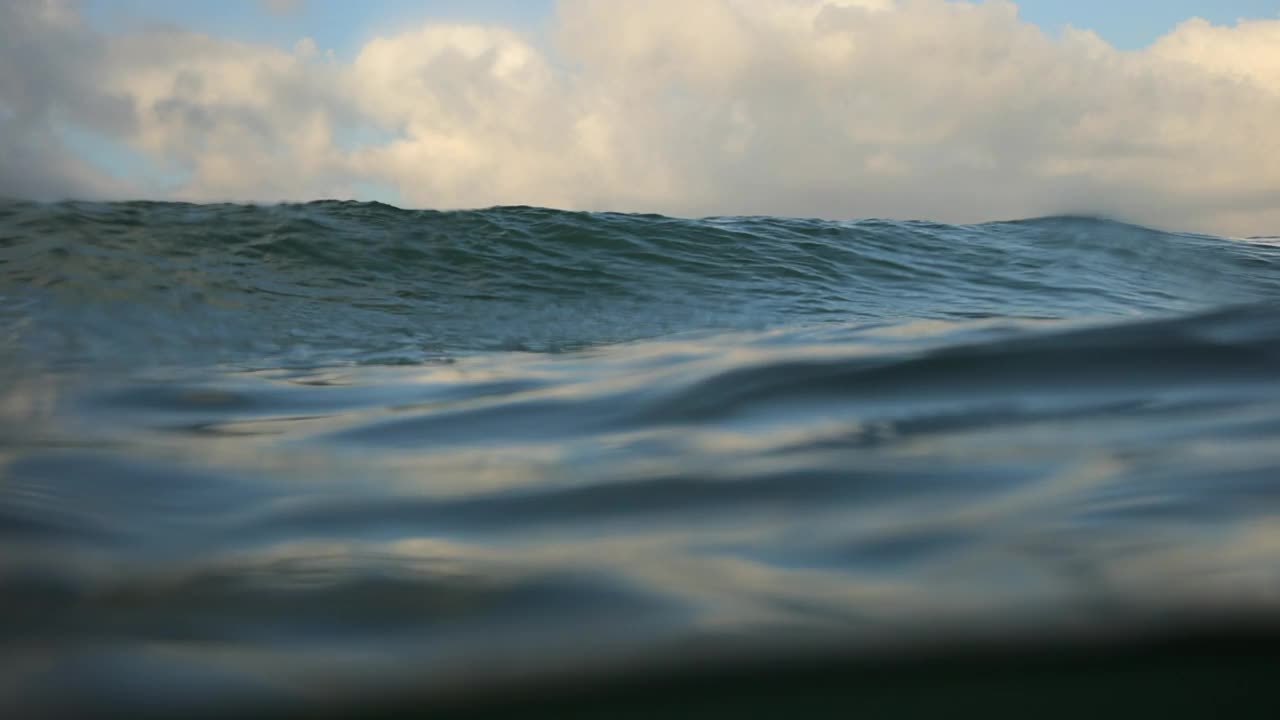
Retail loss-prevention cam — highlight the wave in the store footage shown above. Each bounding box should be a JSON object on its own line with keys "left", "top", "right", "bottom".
{"left": 8, "top": 301, "right": 1279, "bottom": 546}
{"left": 4, "top": 201, "right": 1280, "bottom": 715}
{"left": 2, "top": 200, "right": 1277, "bottom": 368}
{"left": 5, "top": 299, "right": 1280, "bottom": 716}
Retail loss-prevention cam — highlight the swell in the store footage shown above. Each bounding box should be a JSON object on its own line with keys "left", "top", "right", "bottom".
{"left": 7, "top": 301, "right": 1278, "bottom": 548}
{"left": 2, "top": 200, "right": 1278, "bottom": 368}
{"left": 3, "top": 200, "right": 1274, "bottom": 302}
{"left": 4, "top": 297, "right": 1280, "bottom": 716}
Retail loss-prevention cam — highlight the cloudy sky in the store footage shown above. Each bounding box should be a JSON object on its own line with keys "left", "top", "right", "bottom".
{"left": 2, "top": 1, "right": 1278, "bottom": 235}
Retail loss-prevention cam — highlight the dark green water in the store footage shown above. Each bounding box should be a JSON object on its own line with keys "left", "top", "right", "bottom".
{"left": 2, "top": 200, "right": 1279, "bottom": 716}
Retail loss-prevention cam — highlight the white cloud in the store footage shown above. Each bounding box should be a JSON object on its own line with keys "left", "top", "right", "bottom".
{"left": 0, "top": 1, "right": 137, "bottom": 198}
{"left": 2, "top": 0, "right": 1279, "bottom": 235}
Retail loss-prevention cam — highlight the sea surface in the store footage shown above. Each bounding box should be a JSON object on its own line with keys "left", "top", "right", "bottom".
{"left": 2, "top": 200, "right": 1279, "bottom": 716}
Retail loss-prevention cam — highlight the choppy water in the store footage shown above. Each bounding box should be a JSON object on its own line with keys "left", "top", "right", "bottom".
{"left": 2, "top": 200, "right": 1279, "bottom": 716}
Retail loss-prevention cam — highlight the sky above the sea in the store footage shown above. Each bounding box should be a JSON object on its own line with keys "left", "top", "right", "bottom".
{"left": 3, "top": 1, "right": 1279, "bottom": 235}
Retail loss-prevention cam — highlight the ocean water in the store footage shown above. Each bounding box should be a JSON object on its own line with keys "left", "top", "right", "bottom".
{"left": 2, "top": 200, "right": 1279, "bottom": 716}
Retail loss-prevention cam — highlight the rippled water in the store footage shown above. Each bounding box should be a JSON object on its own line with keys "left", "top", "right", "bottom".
{"left": 2, "top": 200, "right": 1279, "bottom": 715}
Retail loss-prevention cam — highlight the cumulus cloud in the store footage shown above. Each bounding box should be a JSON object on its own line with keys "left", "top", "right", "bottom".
{"left": 2, "top": 0, "right": 1278, "bottom": 235}
{"left": 0, "top": 1, "right": 137, "bottom": 198}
